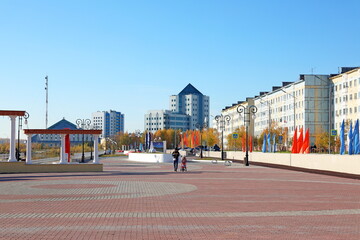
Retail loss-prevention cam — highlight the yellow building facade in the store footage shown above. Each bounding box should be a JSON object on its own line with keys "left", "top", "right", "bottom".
{"left": 331, "top": 67, "right": 360, "bottom": 131}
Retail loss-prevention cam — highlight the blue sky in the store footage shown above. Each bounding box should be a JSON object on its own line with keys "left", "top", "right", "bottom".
{"left": 1, "top": 0, "right": 359, "bottom": 138}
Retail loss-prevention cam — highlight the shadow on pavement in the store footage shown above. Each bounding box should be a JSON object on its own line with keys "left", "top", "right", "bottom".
{"left": 0, "top": 170, "right": 202, "bottom": 181}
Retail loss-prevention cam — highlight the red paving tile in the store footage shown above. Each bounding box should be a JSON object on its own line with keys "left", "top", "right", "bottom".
{"left": 0, "top": 156, "right": 359, "bottom": 239}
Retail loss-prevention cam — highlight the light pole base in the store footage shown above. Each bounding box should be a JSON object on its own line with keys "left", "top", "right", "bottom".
{"left": 244, "top": 157, "right": 249, "bottom": 166}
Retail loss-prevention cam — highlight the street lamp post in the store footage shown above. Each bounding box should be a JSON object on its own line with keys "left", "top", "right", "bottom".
{"left": 180, "top": 130, "right": 183, "bottom": 149}
{"left": 195, "top": 119, "right": 208, "bottom": 158}
{"left": 89, "top": 134, "right": 93, "bottom": 160}
{"left": 237, "top": 105, "right": 257, "bottom": 166}
{"left": 135, "top": 129, "right": 141, "bottom": 151}
{"left": 174, "top": 129, "right": 177, "bottom": 149}
{"left": 215, "top": 114, "right": 231, "bottom": 160}
{"left": 173, "top": 129, "right": 181, "bottom": 150}
{"left": 76, "top": 119, "right": 91, "bottom": 163}
{"left": 17, "top": 112, "right": 29, "bottom": 161}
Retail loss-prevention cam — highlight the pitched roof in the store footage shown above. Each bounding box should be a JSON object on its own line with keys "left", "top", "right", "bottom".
{"left": 179, "top": 83, "right": 203, "bottom": 95}
{"left": 48, "top": 118, "right": 78, "bottom": 130}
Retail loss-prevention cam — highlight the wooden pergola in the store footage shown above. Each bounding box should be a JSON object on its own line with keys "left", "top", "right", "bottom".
{"left": 24, "top": 129, "right": 102, "bottom": 164}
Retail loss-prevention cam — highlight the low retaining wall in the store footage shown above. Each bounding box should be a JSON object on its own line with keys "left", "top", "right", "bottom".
{"left": 0, "top": 162, "right": 103, "bottom": 173}
{"left": 129, "top": 153, "right": 173, "bottom": 163}
{"left": 204, "top": 151, "right": 360, "bottom": 176}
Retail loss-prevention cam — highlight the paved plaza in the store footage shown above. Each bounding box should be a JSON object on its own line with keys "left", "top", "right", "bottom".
{"left": 0, "top": 156, "right": 359, "bottom": 239}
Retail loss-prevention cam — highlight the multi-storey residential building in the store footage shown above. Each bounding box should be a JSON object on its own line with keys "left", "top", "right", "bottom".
{"left": 217, "top": 67, "right": 360, "bottom": 150}
{"left": 144, "top": 84, "right": 209, "bottom": 132}
{"left": 215, "top": 98, "right": 255, "bottom": 145}
{"left": 92, "top": 110, "right": 124, "bottom": 138}
{"left": 254, "top": 74, "right": 331, "bottom": 145}
{"left": 144, "top": 110, "right": 190, "bottom": 132}
{"left": 331, "top": 67, "right": 360, "bottom": 131}
{"left": 169, "top": 83, "right": 210, "bottom": 129}
{"left": 218, "top": 74, "right": 331, "bottom": 148}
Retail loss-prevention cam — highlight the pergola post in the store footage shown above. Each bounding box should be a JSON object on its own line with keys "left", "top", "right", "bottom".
{"left": 8, "top": 116, "right": 17, "bottom": 162}
{"left": 59, "top": 134, "right": 67, "bottom": 164}
{"left": 26, "top": 134, "right": 32, "bottom": 164}
{"left": 93, "top": 134, "right": 100, "bottom": 164}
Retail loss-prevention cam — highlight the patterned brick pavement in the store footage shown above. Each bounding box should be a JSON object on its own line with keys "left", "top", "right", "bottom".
{"left": 0, "top": 156, "right": 359, "bottom": 239}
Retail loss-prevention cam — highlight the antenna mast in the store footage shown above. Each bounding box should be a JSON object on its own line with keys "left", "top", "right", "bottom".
{"left": 45, "top": 75, "right": 48, "bottom": 128}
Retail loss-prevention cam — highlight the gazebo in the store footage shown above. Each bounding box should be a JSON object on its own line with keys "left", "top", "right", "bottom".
{"left": 24, "top": 129, "right": 102, "bottom": 164}
{"left": 0, "top": 110, "right": 26, "bottom": 162}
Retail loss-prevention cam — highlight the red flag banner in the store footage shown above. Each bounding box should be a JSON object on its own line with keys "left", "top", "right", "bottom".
{"left": 191, "top": 131, "right": 195, "bottom": 148}
{"left": 183, "top": 133, "right": 188, "bottom": 147}
{"left": 250, "top": 135, "right": 253, "bottom": 152}
{"left": 297, "top": 127, "right": 303, "bottom": 154}
{"left": 292, "top": 127, "right": 298, "bottom": 153}
{"left": 304, "top": 128, "right": 310, "bottom": 154}
{"left": 195, "top": 131, "right": 200, "bottom": 146}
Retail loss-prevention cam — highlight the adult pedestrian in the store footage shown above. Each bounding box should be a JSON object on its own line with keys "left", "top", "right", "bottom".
{"left": 172, "top": 148, "right": 180, "bottom": 171}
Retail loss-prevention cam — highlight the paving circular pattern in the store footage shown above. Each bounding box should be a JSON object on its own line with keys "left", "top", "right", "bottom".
{"left": 0, "top": 180, "right": 197, "bottom": 203}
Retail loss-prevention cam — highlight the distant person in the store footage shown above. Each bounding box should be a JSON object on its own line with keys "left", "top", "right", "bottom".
{"left": 213, "top": 144, "right": 220, "bottom": 151}
{"left": 311, "top": 144, "right": 317, "bottom": 153}
{"left": 181, "top": 156, "right": 187, "bottom": 172}
{"left": 172, "top": 148, "right": 180, "bottom": 171}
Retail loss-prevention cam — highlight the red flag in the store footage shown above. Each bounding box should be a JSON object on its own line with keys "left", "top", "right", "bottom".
{"left": 304, "top": 128, "right": 310, "bottom": 154}
{"left": 180, "top": 133, "right": 184, "bottom": 148}
{"left": 64, "top": 128, "right": 71, "bottom": 162}
{"left": 291, "top": 127, "right": 298, "bottom": 153}
{"left": 195, "top": 131, "right": 200, "bottom": 146}
{"left": 297, "top": 127, "right": 303, "bottom": 154}
{"left": 183, "top": 133, "right": 188, "bottom": 147}
{"left": 250, "top": 135, "right": 253, "bottom": 152}
{"left": 65, "top": 134, "right": 70, "bottom": 162}
{"left": 191, "top": 131, "right": 195, "bottom": 148}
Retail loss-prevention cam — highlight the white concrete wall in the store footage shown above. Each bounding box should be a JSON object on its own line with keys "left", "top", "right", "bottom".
{"left": 206, "top": 151, "right": 360, "bottom": 175}
{"left": 129, "top": 153, "right": 174, "bottom": 163}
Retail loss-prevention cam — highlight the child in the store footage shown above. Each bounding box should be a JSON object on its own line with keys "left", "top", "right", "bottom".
{"left": 180, "top": 156, "right": 187, "bottom": 172}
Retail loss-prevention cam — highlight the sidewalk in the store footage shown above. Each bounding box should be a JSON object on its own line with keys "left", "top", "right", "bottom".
{"left": 0, "top": 156, "right": 359, "bottom": 239}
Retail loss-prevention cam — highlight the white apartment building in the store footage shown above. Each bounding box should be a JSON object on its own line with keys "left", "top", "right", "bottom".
{"left": 254, "top": 74, "right": 331, "bottom": 144}
{"left": 145, "top": 84, "right": 209, "bottom": 132}
{"left": 92, "top": 110, "right": 124, "bottom": 138}
{"left": 217, "top": 67, "right": 360, "bottom": 149}
{"left": 215, "top": 98, "right": 255, "bottom": 145}
{"left": 331, "top": 67, "right": 360, "bottom": 131}
{"left": 144, "top": 110, "right": 190, "bottom": 132}
{"left": 218, "top": 74, "right": 330, "bottom": 148}
{"left": 169, "top": 83, "right": 210, "bottom": 129}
